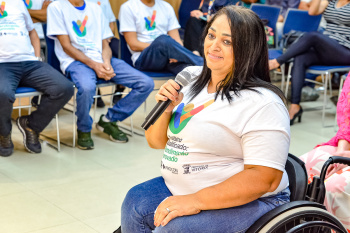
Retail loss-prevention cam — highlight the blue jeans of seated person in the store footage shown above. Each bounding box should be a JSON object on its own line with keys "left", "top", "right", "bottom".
{"left": 134, "top": 35, "right": 204, "bottom": 75}
{"left": 0, "top": 61, "right": 74, "bottom": 136}
{"left": 121, "top": 176, "right": 290, "bottom": 233}
{"left": 65, "top": 58, "right": 154, "bottom": 132}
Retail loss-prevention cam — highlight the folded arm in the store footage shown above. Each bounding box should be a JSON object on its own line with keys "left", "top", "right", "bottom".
{"left": 123, "top": 31, "right": 151, "bottom": 52}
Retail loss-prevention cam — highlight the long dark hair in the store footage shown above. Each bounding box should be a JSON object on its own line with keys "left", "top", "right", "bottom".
{"left": 189, "top": 6, "right": 286, "bottom": 104}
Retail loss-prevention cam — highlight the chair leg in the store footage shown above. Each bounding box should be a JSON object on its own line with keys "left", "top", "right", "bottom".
{"left": 29, "top": 97, "right": 32, "bottom": 115}
{"left": 322, "top": 73, "right": 328, "bottom": 127}
{"left": 73, "top": 88, "right": 77, "bottom": 148}
{"left": 129, "top": 115, "right": 134, "bottom": 136}
{"left": 110, "top": 85, "right": 116, "bottom": 108}
{"left": 55, "top": 114, "right": 60, "bottom": 152}
{"left": 18, "top": 98, "right": 21, "bottom": 117}
{"left": 280, "top": 64, "right": 285, "bottom": 93}
{"left": 328, "top": 72, "right": 333, "bottom": 97}
{"left": 93, "top": 88, "right": 98, "bottom": 123}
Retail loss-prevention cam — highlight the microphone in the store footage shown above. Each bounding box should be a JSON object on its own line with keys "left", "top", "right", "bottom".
{"left": 141, "top": 70, "right": 192, "bottom": 130}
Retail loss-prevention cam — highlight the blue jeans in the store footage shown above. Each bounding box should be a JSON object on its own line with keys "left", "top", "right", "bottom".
{"left": 0, "top": 61, "right": 74, "bottom": 135}
{"left": 121, "top": 177, "right": 290, "bottom": 233}
{"left": 65, "top": 58, "right": 154, "bottom": 132}
{"left": 135, "top": 35, "right": 204, "bottom": 75}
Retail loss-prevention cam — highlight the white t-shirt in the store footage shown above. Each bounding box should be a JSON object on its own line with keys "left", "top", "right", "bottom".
{"left": 23, "top": 0, "right": 45, "bottom": 39}
{"left": 0, "top": 0, "right": 37, "bottom": 63}
{"left": 47, "top": 0, "right": 113, "bottom": 73}
{"left": 162, "top": 66, "right": 290, "bottom": 197}
{"left": 119, "top": 0, "right": 180, "bottom": 64}
{"left": 85, "top": 0, "right": 116, "bottom": 23}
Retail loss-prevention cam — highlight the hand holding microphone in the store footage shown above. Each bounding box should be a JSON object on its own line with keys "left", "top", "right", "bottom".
{"left": 141, "top": 71, "right": 192, "bottom": 130}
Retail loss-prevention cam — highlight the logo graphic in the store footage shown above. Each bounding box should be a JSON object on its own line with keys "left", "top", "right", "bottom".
{"left": 72, "top": 15, "right": 88, "bottom": 37}
{"left": 144, "top": 10, "right": 156, "bottom": 31}
{"left": 23, "top": 0, "right": 32, "bottom": 9}
{"left": 0, "top": 1, "right": 8, "bottom": 18}
{"left": 169, "top": 99, "right": 215, "bottom": 134}
{"left": 183, "top": 164, "right": 191, "bottom": 174}
{"left": 97, "top": 1, "right": 101, "bottom": 5}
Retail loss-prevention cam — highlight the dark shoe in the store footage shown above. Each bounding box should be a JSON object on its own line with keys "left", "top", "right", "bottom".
{"left": 113, "top": 85, "right": 126, "bottom": 104}
{"left": 77, "top": 130, "right": 94, "bottom": 150}
{"left": 31, "top": 96, "right": 40, "bottom": 108}
{"left": 16, "top": 116, "right": 41, "bottom": 153}
{"left": 96, "top": 115, "right": 128, "bottom": 143}
{"left": 290, "top": 107, "right": 303, "bottom": 125}
{"left": 113, "top": 226, "right": 121, "bottom": 233}
{"left": 0, "top": 133, "right": 14, "bottom": 157}
{"left": 94, "top": 89, "right": 105, "bottom": 108}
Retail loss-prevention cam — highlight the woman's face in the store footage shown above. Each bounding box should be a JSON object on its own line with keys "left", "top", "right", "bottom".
{"left": 204, "top": 14, "right": 234, "bottom": 75}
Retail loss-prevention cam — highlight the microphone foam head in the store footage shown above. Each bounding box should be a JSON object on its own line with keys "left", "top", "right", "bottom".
{"left": 175, "top": 70, "right": 192, "bottom": 87}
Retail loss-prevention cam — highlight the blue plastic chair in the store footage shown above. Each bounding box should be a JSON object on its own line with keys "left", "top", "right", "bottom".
{"left": 305, "top": 66, "right": 350, "bottom": 127}
{"left": 178, "top": 0, "right": 202, "bottom": 29}
{"left": 250, "top": 4, "right": 281, "bottom": 48}
{"left": 15, "top": 87, "right": 61, "bottom": 151}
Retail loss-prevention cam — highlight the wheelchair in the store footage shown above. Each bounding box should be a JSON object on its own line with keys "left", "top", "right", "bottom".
{"left": 114, "top": 154, "right": 350, "bottom": 233}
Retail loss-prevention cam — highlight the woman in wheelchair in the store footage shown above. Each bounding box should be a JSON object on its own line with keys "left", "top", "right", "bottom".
{"left": 120, "top": 6, "right": 291, "bottom": 233}
{"left": 300, "top": 71, "right": 350, "bottom": 232}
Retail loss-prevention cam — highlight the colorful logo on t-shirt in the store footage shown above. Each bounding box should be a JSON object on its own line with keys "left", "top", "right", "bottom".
{"left": 169, "top": 99, "right": 215, "bottom": 134}
{"left": 72, "top": 15, "right": 88, "bottom": 37}
{"left": 97, "top": 1, "right": 101, "bottom": 5}
{"left": 144, "top": 10, "right": 156, "bottom": 31}
{"left": 23, "top": 0, "right": 33, "bottom": 9}
{"left": 0, "top": 1, "right": 8, "bottom": 18}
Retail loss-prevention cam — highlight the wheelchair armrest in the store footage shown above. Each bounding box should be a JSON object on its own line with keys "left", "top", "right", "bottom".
{"left": 246, "top": 201, "right": 326, "bottom": 233}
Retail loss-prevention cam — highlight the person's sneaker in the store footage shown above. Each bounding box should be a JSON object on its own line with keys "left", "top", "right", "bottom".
{"left": 0, "top": 133, "right": 14, "bottom": 157}
{"left": 77, "top": 130, "right": 94, "bottom": 150}
{"left": 16, "top": 116, "right": 41, "bottom": 153}
{"left": 96, "top": 115, "right": 128, "bottom": 143}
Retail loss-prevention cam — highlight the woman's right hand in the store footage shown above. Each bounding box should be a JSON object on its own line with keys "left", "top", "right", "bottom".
{"left": 156, "top": 80, "right": 184, "bottom": 113}
{"left": 190, "top": 10, "right": 204, "bottom": 19}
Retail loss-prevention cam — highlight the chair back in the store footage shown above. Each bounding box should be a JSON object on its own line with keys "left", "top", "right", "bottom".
{"left": 250, "top": 4, "right": 281, "bottom": 31}
{"left": 178, "top": 0, "right": 202, "bottom": 29}
{"left": 283, "top": 9, "right": 322, "bottom": 35}
{"left": 285, "top": 153, "right": 308, "bottom": 201}
{"left": 42, "top": 24, "right": 62, "bottom": 73}
{"left": 117, "top": 20, "right": 133, "bottom": 66}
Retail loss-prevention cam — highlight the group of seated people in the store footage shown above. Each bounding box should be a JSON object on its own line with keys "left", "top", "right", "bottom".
{"left": 0, "top": 0, "right": 349, "bottom": 232}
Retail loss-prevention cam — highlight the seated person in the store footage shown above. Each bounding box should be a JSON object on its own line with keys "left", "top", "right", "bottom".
{"left": 300, "top": 71, "right": 350, "bottom": 232}
{"left": 184, "top": 0, "right": 230, "bottom": 56}
{"left": 119, "top": 0, "right": 204, "bottom": 75}
{"left": 47, "top": 0, "right": 154, "bottom": 149}
{"left": 269, "top": 0, "right": 350, "bottom": 124}
{"left": 0, "top": 0, "right": 74, "bottom": 157}
{"left": 121, "top": 6, "right": 291, "bottom": 233}
{"left": 24, "top": 0, "right": 51, "bottom": 40}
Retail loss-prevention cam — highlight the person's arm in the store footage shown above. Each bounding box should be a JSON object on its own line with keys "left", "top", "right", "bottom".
{"left": 167, "top": 29, "right": 183, "bottom": 46}
{"left": 56, "top": 35, "right": 113, "bottom": 80}
{"left": 29, "top": 29, "right": 41, "bottom": 57}
{"left": 109, "top": 22, "right": 116, "bottom": 35}
{"left": 298, "top": 1, "right": 310, "bottom": 10}
{"left": 309, "top": 0, "right": 328, "bottom": 15}
{"left": 28, "top": 0, "right": 51, "bottom": 22}
{"left": 145, "top": 80, "right": 182, "bottom": 149}
{"left": 190, "top": 10, "right": 204, "bottom": 19}
{"left": 123, "top": 31, "right": 151, "bottom": 52}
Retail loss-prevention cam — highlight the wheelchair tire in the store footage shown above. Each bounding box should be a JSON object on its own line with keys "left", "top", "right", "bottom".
{"left": 257, "top": 206, "right": 347, "bottom": 233}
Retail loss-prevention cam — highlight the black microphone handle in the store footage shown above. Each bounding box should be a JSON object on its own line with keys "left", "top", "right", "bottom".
{"left": 141, "top": 99, "right": 172, "bottom": 130}
{"left": 141, "top": 85, "right": 183, "bottom": 130}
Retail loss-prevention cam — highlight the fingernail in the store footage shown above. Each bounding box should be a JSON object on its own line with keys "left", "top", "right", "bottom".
{"left": 161, "top": 221, "right": 165, "bottom": 226}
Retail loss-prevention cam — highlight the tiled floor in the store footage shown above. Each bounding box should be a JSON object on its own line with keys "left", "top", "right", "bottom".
{"left": 0, "top": 82, "right": 337, "bottom": 233}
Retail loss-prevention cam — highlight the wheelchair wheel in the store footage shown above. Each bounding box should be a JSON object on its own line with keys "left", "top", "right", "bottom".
{"left": 257, "top": 206, "right": 347, "bottom": 233}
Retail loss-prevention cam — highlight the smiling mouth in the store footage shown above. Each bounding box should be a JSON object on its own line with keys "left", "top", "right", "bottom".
{"left": 208, "top": 53, "right": 223, "bottom": 60}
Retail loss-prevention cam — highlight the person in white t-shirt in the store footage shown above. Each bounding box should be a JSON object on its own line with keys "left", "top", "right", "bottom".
{"left": 47, "top": 0, "right": 154, "bottom": 150}
{"left": 119, "top": 0, "right": 204, "bottom": 75}
{"left": 120, "top": 6, "right": 290, "bottom": 233}
{"left": 23, "top": 0, "right": 51, "bottom": 39}
{"left": 0, "top": 0, "right": 74, "bottom": 157}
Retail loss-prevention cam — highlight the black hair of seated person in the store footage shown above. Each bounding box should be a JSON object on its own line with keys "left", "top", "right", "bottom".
{"left": 189, "top": 6, "right": 286, "bottom": 105}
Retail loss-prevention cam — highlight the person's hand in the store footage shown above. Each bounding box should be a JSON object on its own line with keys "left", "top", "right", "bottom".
{"left": 190, "top": 10, "right": 203, "bottom": 19}
{"left": 155, "top": 80, "right": 183, "bottom": 113}
{"left": 326, "top": 150, "right": 350, "bottom": 179}
{"left": 169, "top": 58, "right": 178, "bottom": 63}
{"left": 278, "top": 15, "right": 284, "bottom": 22}
{"left": 154, "top": 195, "right": 201, "bottom": 227}
{"left": 42, "top": 0, "right": 51, "bottom": 9}
{"left": 92, "top": 62, "right": 115, "bottom": 81}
